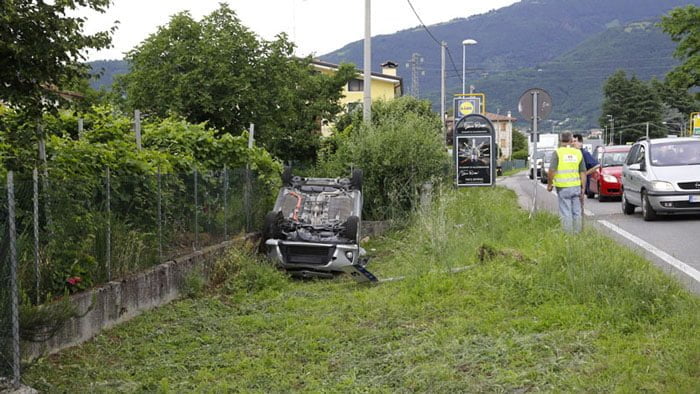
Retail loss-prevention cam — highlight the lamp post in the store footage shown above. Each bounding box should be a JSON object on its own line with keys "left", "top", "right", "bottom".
{"left": 606, "top": 114, "right": 614, "bottom": 145}
{"left": 461, "top": 39, "right": 477, "bottom": 94}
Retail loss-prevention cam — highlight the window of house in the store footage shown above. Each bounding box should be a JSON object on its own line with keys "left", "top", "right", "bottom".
{"left": 348, "top": 78, "right": 364, "bottom": 92}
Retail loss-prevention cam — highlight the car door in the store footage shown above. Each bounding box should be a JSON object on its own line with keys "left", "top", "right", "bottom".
{"left": 590, "top": 154, "right": 602, "bottom": 194}
{"left": 624, "top": 144, "right": 645, "bottom": 205}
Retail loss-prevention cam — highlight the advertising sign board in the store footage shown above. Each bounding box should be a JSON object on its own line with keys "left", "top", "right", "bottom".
{"left": 453, "top": 114, "right": 496, "bottom": 187}
{"left": 692, "top": 112, "right": 700, "bottom": 136}
{"left": 453, "top": 93, "right": 485, "bottom": 123}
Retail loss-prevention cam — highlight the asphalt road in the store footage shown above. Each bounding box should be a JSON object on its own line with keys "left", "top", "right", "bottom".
{"left": 499, "top": 170, "right": 700, "bottom": 294}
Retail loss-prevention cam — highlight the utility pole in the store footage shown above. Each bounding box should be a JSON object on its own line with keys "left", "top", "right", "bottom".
{"left": 440, "top": 41, "right": 446, "bottom": 147}
{"left": 363, "top": 0, "right": 371, "bottom": 123}
{"left": 406, "top": 52, "right": 424, "bottom": 98}
{"left": 607, "top": 115, "right": 614, "bottom": 145}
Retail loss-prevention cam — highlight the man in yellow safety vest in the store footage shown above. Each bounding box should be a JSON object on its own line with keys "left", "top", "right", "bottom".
{"left": 546, "top": 132, "right": 587, "bottom": 233}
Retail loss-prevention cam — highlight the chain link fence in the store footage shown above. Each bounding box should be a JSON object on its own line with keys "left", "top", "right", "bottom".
{"left": 0, "top": 167, "right": 272, "bottom": 388}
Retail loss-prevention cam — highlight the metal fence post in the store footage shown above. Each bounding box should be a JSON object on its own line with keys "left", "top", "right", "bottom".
{"left": 194, "top": 168, "right": 199, "bottom": 250}
{"left": 223, "top": 166, "right": 228, "bottom": 239}
{"left": 33, "top": 168, "right": 40, "bottom": 304}
{"left": 106, "top": 167, "right": 111, "bottom": 281}
{"left": 7, "top": 171, "right": 20, "bottom": 389}
{"left": 134, "top": 109, "right": 142, "bottom": 151}
{"left": 78, "top": 118, "right": 83, "bottom": 140}
{"left": 157, "top": 167, "right": 162, "bottom": 263}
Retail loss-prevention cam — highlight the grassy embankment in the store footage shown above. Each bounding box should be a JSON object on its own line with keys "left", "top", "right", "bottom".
{"left": 24, "top": 186, "right": 700, "bottom": 392}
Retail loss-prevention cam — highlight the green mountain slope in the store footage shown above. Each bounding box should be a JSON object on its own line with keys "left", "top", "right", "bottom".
{"left": 88, "top": 59, "right": 129, "bottom": 90}
{"left": 321, "top": 0, "right": 697, "bottom": 128}
{"left": 446, "top": 21, "right": 680, "bottom": 129}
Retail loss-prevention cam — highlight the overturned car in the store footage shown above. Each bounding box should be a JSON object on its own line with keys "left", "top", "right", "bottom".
{"left": 263, "top": 169, "right": 376, "bottom": 282}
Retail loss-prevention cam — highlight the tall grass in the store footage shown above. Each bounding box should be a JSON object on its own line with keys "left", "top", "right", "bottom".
{"left": 23, "top": 186, "right": 700, "bottom": 392}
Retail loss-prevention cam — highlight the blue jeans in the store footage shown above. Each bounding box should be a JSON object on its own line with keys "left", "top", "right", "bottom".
{"left": 557, "top": 186, "right": 582, "bottom": 233}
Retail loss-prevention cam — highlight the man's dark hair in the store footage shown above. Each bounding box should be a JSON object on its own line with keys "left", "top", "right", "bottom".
{"left": 573, "top": 133, "right": 584, "bottom": 143}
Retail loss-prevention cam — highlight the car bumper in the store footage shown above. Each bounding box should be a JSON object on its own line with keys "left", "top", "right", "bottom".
{"left": 266, "top": 239, "right": 363, "bottom": 272}
{"left": 600, "top": 181, "right": 622, "bottom": 196}
{"left": 646, "top": 191, "right": 700, "bottom": 212}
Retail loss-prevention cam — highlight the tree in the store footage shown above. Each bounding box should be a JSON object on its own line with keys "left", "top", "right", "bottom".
{"left": 512, "top": 129, "right": 526, "bottom": 152}
{"left": 0, "top": 0, "right": 115, "bottom": 114}
{"left": 600, "top": 70, "right": 663, "bottom": 143}
{"left": 660, "top": 5, "right": 700, "bottom": 101}
{"left": 119, "top": 4, "right": 354, "bottom": 164}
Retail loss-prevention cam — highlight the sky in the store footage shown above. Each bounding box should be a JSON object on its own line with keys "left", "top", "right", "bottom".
{"left": 78, "top": 0, "right": 520, "bottom": 61}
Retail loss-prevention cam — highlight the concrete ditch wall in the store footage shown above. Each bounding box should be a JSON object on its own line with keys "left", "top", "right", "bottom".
{"left": 23, "top": 240, "right": 235, "bottom": 361}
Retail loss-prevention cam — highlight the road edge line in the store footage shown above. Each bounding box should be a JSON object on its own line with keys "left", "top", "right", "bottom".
{"left": 598, "top": 219, "right": 700, "bottom": 285}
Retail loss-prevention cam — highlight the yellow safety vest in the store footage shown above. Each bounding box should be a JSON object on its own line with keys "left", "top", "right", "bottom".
{"left": 553, "top": 147, "right": 583, "bottom": 188}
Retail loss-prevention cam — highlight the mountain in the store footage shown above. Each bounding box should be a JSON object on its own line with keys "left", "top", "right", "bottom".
{"left": 320, "top": 0, "right": 699, "bottom": 128}
{"left": 88, "top": 59, "right": 129, "bottom": 90}
{"left": 441, "top": 21, "right": 680, "bottom": 129}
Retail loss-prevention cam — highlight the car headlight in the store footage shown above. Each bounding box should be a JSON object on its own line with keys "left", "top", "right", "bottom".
{"left": 650, "top": 181, "right": 674, "bottom": 191}
{"left": 603, "top": 174, "right": 618, "bottom": 183}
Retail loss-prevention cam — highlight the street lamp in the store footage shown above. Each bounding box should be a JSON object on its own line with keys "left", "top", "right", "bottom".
{"left": 606, "top": 114, "right": 614, "bottom": 145}
{"left": 462, "top": 39, "right": 477, "bottom": 94}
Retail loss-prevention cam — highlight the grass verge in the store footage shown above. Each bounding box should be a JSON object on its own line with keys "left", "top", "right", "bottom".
{"left": 24, "top": 186, "right": 700, "bottom": 392}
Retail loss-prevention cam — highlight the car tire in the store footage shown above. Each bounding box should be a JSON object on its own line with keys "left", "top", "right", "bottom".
{"left": 343, "top": 215, "right": 360, "bottom": 242}
{"left": 586, "top": 190, "right": 595, "bottom": 199}
{"left": 263, "top": 211, "right": 283, "bottom": 240}
{"left": 597, "top": 183, "right": 607, "bottom": 202}
{"left": 529, "top": 170, "right": 534, "bottom": 180}
{"left": 621, "top": 192, "right": 635, "bottom": 215}
{"left": 641, "top": 190, "right": 658, "bottom": 221}
{"left": 350, "top": 169, "right": 363, "bottom": 191}
{"left": 281, "top": 167, "right": 293, "bottom": 186}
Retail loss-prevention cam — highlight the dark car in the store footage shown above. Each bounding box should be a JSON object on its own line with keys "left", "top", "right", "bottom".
{"left": 587, "top": 145, "right": 631, "bottom": 201}
{"left": 263, "top": 169, "right": 376, "bottom": 282}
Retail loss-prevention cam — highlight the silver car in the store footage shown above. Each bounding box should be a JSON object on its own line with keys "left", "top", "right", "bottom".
{"left": 621, "top": 137, "right": 700, "bottom": 220}
{"left": 263, "top": 169, "right": 377, "bottom": 282}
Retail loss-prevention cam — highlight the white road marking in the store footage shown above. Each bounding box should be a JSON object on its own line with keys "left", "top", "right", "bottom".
{"left": 536, "top": 182, "right": 595, "bottom": 216}
{"left": 598, "top": 220, "right": 700, "bottom": 285}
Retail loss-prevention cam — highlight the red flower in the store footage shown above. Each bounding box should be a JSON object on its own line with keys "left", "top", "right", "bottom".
{"left": 66, "top": 277, "right": 82, "bottom": 286}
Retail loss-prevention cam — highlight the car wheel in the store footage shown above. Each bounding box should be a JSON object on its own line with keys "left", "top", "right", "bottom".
{"left": 343, "top": 216, "right": 360, "bottom": 242}
{"left": 350, "top": 169, "right": 363, "bottom": 191}
{"left": 597, "top": 183, "right": 607, "bottom": 202}
{"left": 263, "top": 211, "right": 283, "bottom": 240}
{"left": 621, "top": 192, "right": 635, "bottom": 215}
{"left": 586, "top": 189, "right": 595, "bottom": 199}
{"left": 641, "top": 190, "right": 658, "bottom": 221}
{"left": 529, "top": 170, "right": 533, "bottom": 180}
{"left": 281, "top": 166, "right": 293, "bottom": 186}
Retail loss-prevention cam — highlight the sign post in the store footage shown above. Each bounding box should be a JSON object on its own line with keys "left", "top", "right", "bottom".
{"left": 518, "top": 88, "right": 553, "bottom": 215}
{"left": 453, "top": 114, "right": 496, "bottom": 187}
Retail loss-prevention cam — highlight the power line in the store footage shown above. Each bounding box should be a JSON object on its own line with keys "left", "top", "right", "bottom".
{"left": 405, "top": 0, "right": 462, "bottom": 86}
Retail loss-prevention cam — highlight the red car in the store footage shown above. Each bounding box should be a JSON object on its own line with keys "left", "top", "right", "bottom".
{"left": 587, "top": 145, "right": 631, "bottom": 201}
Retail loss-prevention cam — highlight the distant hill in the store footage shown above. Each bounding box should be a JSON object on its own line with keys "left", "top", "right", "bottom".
{"left": 88, "top": 59, "right": 129, "bottom": 90}
{"left": 439, "top": 21, "right": 680, "bottom": 130}
{"left": 320, "top": 0, "right": 699, "bottom": 128}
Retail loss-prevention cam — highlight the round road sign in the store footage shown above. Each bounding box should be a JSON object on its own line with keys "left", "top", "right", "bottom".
{"left": 518, "top": 88, "right": 553, "bottom": 120}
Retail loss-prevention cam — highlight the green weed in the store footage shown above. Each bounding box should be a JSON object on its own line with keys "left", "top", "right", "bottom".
{"left": 23, "top": 186, "right": 700, "bottom": 392}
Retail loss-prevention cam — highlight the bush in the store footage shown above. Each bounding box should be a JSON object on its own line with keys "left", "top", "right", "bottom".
{"left": 318, "top": 97, "right": 450, "bottom": 220}
{"left": 511, "top": 149, "right": 528, "bottom": 160}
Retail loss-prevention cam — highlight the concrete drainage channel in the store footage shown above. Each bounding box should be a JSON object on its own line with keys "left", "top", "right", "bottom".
{"left": 22, "top": 239, "right": 238, "bottom": 362}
